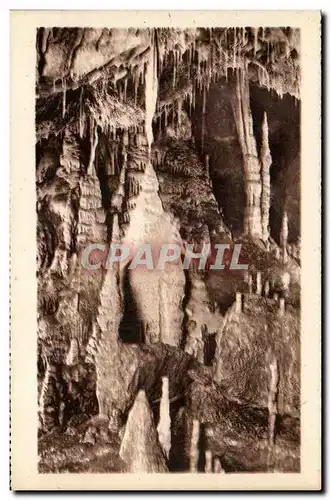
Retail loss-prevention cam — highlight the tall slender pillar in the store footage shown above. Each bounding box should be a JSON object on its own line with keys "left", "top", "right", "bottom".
{"left": 260, "top": 112, "right": 272, "bottom": 242}
{"left": 231, "top": 69, "right": 262, "bottom": 238}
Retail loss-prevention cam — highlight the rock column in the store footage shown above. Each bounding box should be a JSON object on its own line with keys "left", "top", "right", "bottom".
{"left": 231, "top": 68, "right": 262, "bottom": 238}
{"left": 260, "top": 112, "right": 272, "bottom": 242}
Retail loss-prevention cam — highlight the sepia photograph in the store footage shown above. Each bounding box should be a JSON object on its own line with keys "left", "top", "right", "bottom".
{"left": 10, "top": 10, "right": 321, "bottom": 490}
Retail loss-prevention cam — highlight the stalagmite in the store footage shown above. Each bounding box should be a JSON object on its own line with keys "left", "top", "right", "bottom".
{"left": 231, "top": 68, "right": 262, "bottom": 238}
{"left": 235, "top": 292, "right": 242, "bottom": 314}
{"left": 119, "top": 390, "right": 168, "bottom": 472}
{"left": 280, "top": 211, "right": 289, "bottom": 263}
{"left": 62, "top": 78, "right": 66, "bottom": 118}
{"left": 280, "top": 271, "right": 291, "bottom": 297}
{"left": 279, "top": 297, "right": 285, "bottom": 316}
{"left": 268, "top": 357, "right": 279, "bottom": 447}
{"left": 145, "top": 33, "right": 158, "bottom": 152}
{"left": 248, "top": 274, "right": 253, "bottom": 294}
{"left": 205, "top": 154, "right": 210, "bottom": 183}
{"left": 189, "top": 419, "right": 200, "bottom": 472}
{"left": 264, "top": 280, "right": 270, "bottom": 297}
{"left": 65, "top": 337, "right": 79, "bottom": 366}
{"left": 205, "top": 450, "right": 213, "bottom": 473}
{"left": 273, "top": 293, "right": 278, "bottom": 301}
{"left": 39, "top": 361, "right": 58, "bottom": 430}
{"left": 287, "top": 244, "right": 292, "bottom": 258}
{"left": 157, "top": 376, "right": 171, "bottom": 459}
{"left": 214, "top": 457, "right": 225, "bottom": 473}
{"left": 256, "top": 271, "right": 262, "bottom": 295}
{"left": 260, "top": 112, "right": 272, "bottom": 242}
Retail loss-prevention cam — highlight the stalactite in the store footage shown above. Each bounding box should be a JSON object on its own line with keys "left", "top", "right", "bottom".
{"left": 260, "top": 112, "right": 272, "bottom": 242}
{"left": 172, "top": 51, "right": 177, "bottom": 88}
{"left": 87, "top": 119, "right": 98, "bottom": 176}
{"left": 201, "top": 85, "right": 206, "bottom": 153}
{"left": 134, "top": 71, "right": 138, "bottom": 106}
{"left": 233, "top": 27, "right": 236, "bottom": 67}
{"left": 62, "top": 77, "right": 66, "bottom": 119}
{"left": 79, "top": 87, "right": 84, "bottom": 139}
{"left": 110, "top": 148, "right": 115, "bottom": 175}
{"left": 238, "top": 27, "right": 242, "bottom": 60}
{"left": 197, "top": 50, "right": 200, "bottom": 79}
{"left": 123, "top": 78, "right": 127, "bottom": 102}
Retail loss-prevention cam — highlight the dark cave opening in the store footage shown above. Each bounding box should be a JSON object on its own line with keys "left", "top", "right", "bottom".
{"left": 250, "top": 84, "right": 300, "bottom": 244}
{"left": 189, "top": 73, "right": 246, "bottom": 236}
{"left": 188, "top": 77, "right": 301, "bottom": 242}
{"left": 118, "top": 268, "right": 143, "bottom": 343}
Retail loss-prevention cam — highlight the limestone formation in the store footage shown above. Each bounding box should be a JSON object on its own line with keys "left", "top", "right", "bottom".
{"left": 260, "top": 112, "right": 272, "bottom": 242}
{"left": 205, "top": 450, "right": 213, "bottom": 473}
{"left": 280, "top": 211, "right": 289, "bottom": 262}
{"left": 65, "top": 337, "right": 80, "bottom": 366}
{"left": 231, "top": 69, "right": 262, "bottom": 238}
{"left": 264, "top": 280, "right": 270, "bottom": 297}
{"left": 119, "top": 390, "right": 168, "bottom": 472}
{"left": 213, "top": 457, "right": 225, "bottom": 473}
{"left": 36, "top": 27, "right": 301, "bottom": 474}
{"left": 268, "top": 357, "right": 279, "bottom": 447}
{"left": 185, "top": 275, "right": 223, "bottom": 364}
{"left": 157, "top": 377, "right": 171, "bottom": 459}
{"left": 235, "top": 292, "right": 242, "bottom": 314}
{"left": 279, "top": 297, "right": 285, "bottom": 316}
{"left": 189, "top": 419, "right": 200, "bottom": 472}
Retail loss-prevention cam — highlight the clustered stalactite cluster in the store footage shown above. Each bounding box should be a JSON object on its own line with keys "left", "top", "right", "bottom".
{"left": 36, "top": 27, "right": 301, "bottom": 473}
